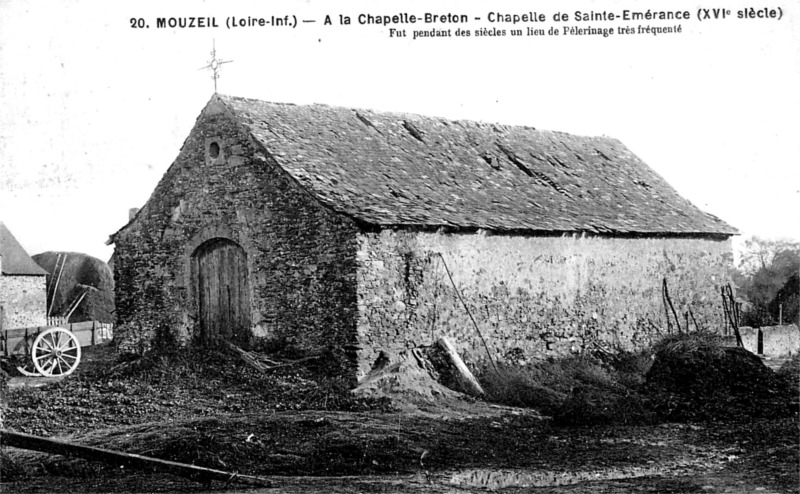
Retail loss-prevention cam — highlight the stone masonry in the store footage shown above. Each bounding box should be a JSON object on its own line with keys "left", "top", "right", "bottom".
{"left": 0, "top": 221, "right": 48, "bottom": 330}
{"left": 113, "top": 99, "right": 360, "bottom": 374}
{"left": 0, "top": 276, "right": 47, "bottom": 330}
{"left": 355, "top": 230, "right": 731, "bottom": 378}
{"left": 111, "top": 94, "right": 737, "bottom": 382}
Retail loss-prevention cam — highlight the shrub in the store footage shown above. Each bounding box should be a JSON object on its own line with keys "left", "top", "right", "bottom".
{"left": 479, "top": 364, "right": 567, "bottom": 415}
{"left": 478, "top": 354, "right": 655, "bottom": 424}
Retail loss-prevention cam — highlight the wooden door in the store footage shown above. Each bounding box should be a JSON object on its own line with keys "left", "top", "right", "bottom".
{"left": 194, "top": 238, "right": 251, "bottom": 347}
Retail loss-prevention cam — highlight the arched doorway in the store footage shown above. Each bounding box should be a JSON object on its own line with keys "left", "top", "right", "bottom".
{"left": 192, "top": 238, "right": 251, "bottom": 347}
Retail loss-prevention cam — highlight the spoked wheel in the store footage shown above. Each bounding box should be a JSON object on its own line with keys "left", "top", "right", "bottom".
{"left": 29, "top": 327, "right": 82, "bottom": 377}
{"left": 15, "top": 359, "right": 40, "bottom": 377}
{"left": 14, "top": 335, "right": 42, "bottom": 377}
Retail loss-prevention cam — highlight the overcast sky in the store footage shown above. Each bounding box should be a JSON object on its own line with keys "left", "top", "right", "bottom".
{"left": 1, "top": 0, "right": 798, "bottom": 261}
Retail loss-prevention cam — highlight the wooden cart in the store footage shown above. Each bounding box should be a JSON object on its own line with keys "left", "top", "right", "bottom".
{"left": 0, "top": 321, "right": 111, "bottom": 377}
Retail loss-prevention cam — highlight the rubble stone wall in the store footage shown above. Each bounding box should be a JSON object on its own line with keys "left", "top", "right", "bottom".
{"left": 113, "top": 100, "right": 360, "bottom": 370}
{"left": 111, "top": 99, "right": 735, "bottom": 383}
{"left": 0, "top": 275, "right": 47, "bottom": 330}
{"left": 355, "top": 230, "right": 732, "bottom": 378}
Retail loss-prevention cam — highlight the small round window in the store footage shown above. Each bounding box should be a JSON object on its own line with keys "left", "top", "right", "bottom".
{"left": 209, "top": 142, "right": 220, "bottom": 158}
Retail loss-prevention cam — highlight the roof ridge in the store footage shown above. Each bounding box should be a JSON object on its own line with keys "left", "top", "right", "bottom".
{"left": 214, "top": 93, "right": 572, "bottom": 138}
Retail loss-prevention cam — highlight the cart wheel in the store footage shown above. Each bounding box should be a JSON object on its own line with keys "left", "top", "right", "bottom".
{"left": 14, "top": 336, "right": 42, "bottom": 377}
{"left": 15, "top": 360, "right": 40, "bottom": 377}
{"left": 30, "top": 327, "right": 82, "bottom": 377}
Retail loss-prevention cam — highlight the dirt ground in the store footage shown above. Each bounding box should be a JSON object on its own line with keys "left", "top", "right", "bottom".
{"left": 1, "top": 343, "right": 798, "bottom": 493}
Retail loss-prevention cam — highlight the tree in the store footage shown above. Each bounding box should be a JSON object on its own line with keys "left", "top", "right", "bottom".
{"left": 733, "top": 237, "right": 800, "bottom": 326}
{"left": 736, "top": 237, "right": 800, "bottom": 276}
{"left": 769, "top": 273, "right": 799, "bottom": 325}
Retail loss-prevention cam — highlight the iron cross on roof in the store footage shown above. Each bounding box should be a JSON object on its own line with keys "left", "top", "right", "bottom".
{"left": 200, "top": 40, "right": 233, "bottom": 93}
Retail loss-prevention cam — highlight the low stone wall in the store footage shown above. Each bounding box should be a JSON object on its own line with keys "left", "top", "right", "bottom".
{"left": 734, "top": 327, "right": 759, "bottom": 354}
{"left": 737, "top": 325, "right": 800, "bottom": 356}
{"left": 763, "top": 324, "right": 800, "bottom": 355}
{"left": 0, "top": 275, "right": 46, "bottom": 330}
{"left": 355, "top": 229, "right": 731, "bottom": 378}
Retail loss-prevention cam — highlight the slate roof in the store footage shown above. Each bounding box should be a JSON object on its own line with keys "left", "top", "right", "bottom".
{"left": 219, "top": 95, "right": 736, "bottom": 235}
{"left": 0, "top": 222, "right": 48, "bottom": 276}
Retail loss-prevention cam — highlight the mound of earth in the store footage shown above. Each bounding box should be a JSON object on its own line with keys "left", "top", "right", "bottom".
{"left": 352, "top": 349, "right": 540, "bottom": 418}
{"left": 645, "top": 334, "right": 796, "bottom": 421}
{"left": 353, "top": 350, "right": 463, "bottom": 405}
{"left": 33, "top": 251, "right": 114, "bottom": 324}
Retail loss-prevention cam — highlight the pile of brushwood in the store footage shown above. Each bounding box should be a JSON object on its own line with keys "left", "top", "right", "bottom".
{"left": 479, "top": 332, "right": 799, "bottom": 425}
{"left": 645, "top": 334, "right": 797, "bottom": 421}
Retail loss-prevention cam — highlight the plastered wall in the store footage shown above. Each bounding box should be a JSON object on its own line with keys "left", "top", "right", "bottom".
{"left": 355, "top": 230, "right": 732, "bottom": 377}
{"left": 0, "top": 275, "right": 47, "bottom": 330}
{"left": 738, "top": 325, "right": 800, "bottom": 356}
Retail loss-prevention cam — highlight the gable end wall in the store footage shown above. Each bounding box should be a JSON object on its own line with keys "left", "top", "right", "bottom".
{"left": 113, "top": 102, "right": 360, "bottom": 374}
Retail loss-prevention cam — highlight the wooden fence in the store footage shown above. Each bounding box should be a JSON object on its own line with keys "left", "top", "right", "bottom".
{"left": 46, "top": 316, "right": 68, "bottom": 326}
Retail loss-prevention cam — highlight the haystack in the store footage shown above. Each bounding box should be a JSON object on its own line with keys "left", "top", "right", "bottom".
{"left": 32, "top": 252, "right": 115, "bottom": 324}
